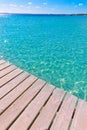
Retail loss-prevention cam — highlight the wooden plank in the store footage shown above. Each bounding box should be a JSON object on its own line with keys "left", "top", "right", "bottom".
{"left": 0, "top": 65, "right": 17, "bottom": 78}
{"left": 70, "top": 100, "right": 87, "bottom": 130}
{"left": 1, "top": 59, "right": 87, "bottom": 130}
{"left": 0, "top": 72, "right": 29, "bottom": 99}
{"left": 0, "top": 59, "right": 6, "bottom": 65}
{"left": 0, "top": 75, "right": 37, "bottom": 114}
{"left": 0, "top": 62, "right": 11, "bottom": 70}
{"left": 0, "top": 68, "right": 23, "bottom": 87}
{"left": 0, "top": 79, "right": 45, "bottom": 130}
{"left": 50, "top": 94, "right": 77, "bottom": 130}
{"left": 30, "top": 88, "right": 65, "bottom": 130}
{"left": 9, "top": 84, "right": 55, "bottom": 130}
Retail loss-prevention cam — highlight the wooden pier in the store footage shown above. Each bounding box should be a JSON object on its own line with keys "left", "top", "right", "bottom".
{"left": 0, "top": 59, "right": 87, "bottom": 130}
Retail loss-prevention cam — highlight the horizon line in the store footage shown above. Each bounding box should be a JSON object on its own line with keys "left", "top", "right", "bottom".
{"left": 0, "top": 12, "right": 87, "bottom": 15}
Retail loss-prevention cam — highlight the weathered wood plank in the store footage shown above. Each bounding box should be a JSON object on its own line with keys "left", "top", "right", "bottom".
{"left": 30, "top": 88, "right": 65, "bottom": 130}
{"left": 0, "top": 79, "right": 45, "bottom": 130}
{"left": 0, "top": 75, "right": 37, "bottom": 114}
{"left": 9, "top": 84, "right": 55, "bottom": 130}
{"left": 0, "top": 72, "right": 29, "bottom": 99}
{"left": 0, "top": 62, "right": 11, "bottom": 70}
{"left": 70, "top": 99, "right": 87, "bottom": 130}
{"left": 0, "top": 65, "right": 17, "bottom": 78}
{"left": 0, "top": 68, "right": 23, "bottom": 87}
{"left": 50, "top": 94, "right": 77, "bottom": 130}
{"left": 0, "top": 59, "right": 87, "bottom": 130}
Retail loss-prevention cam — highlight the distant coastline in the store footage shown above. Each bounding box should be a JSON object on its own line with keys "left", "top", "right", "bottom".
{"left": 0, "top": 13, "right": 87, "bottom": 16}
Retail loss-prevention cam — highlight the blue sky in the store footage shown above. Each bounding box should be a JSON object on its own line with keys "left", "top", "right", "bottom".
{"left": 0, "top": 0, "right": 87, "bottom": 14}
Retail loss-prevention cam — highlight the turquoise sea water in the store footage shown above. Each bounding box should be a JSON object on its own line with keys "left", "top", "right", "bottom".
{"left": 0, "top": 14, "right": 87, "bottom": 100}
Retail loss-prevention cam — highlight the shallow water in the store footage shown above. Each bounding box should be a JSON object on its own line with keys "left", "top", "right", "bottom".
{"left": 0, "top": 14, "right": 87, "bottom": 100}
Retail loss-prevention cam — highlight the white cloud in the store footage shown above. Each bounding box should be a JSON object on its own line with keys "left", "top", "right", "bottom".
{"left": 35, "top": 6, "right": 41, "bottom": 9}
{"left": 20, "top": 5, "right": 24, "bottom": 8}
{"left": 43, "top": 2, "right": 47, "bottom": 5}
{"left": 78, "top": 3, "right": 84, "bottom": 6}
{"left": 74, "top": 3, "right": 84, "bottom": 8}
{"left": 9, "top": 4, "right": 17, "bottom": 7}
{"left": 28, "top": 2, "right": 32, "bottom": 5}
